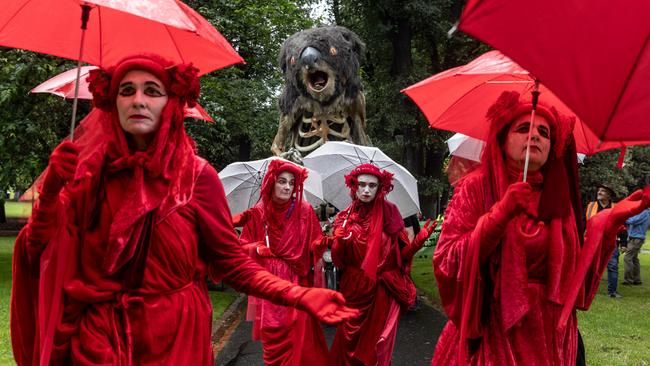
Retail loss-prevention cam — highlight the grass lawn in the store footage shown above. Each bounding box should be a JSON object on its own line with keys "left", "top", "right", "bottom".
{"left": 0, "top": 236, "right": 240, "bottom": 365}
{"left": 4, "top": 202, "right": 32, "bottom": 219}
{"left": 412, "top": 242, "right": 650, "bottom": 366}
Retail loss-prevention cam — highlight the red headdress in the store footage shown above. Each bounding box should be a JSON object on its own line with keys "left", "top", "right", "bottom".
{"left": 343, "top": 163, "right": 404, "bottom": 281}
{"left": 259, "top": 159, "right": 309, "bottom": 224}
{"left": 64, "top": 54, "right": 202, "bottom": 279}
{"left": 479, "top": 90, "right": 583, "bottom": 230}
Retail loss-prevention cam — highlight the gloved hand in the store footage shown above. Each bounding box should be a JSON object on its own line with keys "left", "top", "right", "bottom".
{"left": 232, "top": 209, "right": 252, "bottom": 227}
{"left": 606, "top": 189, "right": 650, "bottom": 234}
{"left": 41, "top": 141, "right": 79, "bottom": 196}
{"left": 256, "top": 243, "right": 275, "bottom": 258}
{"left": 414, "top": 219, "right": 437, "bottom": 245}
{"left": 404, "top": 219, "right": 438, "bottom": 260}
{"left": 293, "top": 287, "right": 359, "bottom": 325}
{"left": 242, "top": 240, "right": 274, "bottom": 258}
{"left": 494, "top": 182, "right": 532, "bottom": 221}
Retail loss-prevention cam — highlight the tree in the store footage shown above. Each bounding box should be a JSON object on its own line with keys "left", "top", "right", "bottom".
{"left": 0, "top": 49, "right": 85, "bottom": 222}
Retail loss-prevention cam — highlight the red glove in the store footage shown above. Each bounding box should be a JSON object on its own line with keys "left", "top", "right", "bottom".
{"left": 415, "top": 219, "right": 437, "bottom": 245}
{"left": 256, "top": 244, "right": 275, "bottom": 258}
{"left": 41, "top": 141, "right": 79, "bottom": 196}
{"left": 232, "top": 209, "right": 252, "bottom": 227}
{"left": 606, "top": 189, "right": 650, "bottom": 234}
{"left": 291, "top": 287, "right": 359, "bottom": 325}
{"left": 404, "top": 219, "right": 438, "bottom": 259}
{"left": 494, "top": 182, "right": 532, "bottom": 221}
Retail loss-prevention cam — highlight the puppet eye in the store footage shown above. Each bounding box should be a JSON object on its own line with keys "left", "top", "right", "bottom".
{"left": 330, "top": 47, "right": 337, "bottom": 56}
{"left": 290, "top": 56, "right": 296, "bottom": 65}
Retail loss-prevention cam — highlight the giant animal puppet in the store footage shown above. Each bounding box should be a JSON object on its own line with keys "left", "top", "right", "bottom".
{"left": 271, "top": 26, "right": 370, "bottom": 162}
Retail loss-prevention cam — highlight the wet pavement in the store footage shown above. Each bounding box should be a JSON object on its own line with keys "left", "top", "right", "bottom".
{"left": 215, "top": 297, "right": 448, "bottom": 366}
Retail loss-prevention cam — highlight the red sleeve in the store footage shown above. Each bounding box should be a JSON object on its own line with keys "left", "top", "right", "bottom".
{"left": 433, "top": 174, "right": 496, "bottom": 339}
{"left": 191, "top": 164, "right": 302, "bottom": 306}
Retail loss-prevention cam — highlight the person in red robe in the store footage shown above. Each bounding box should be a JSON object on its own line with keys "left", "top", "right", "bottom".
{"left": 10, "top": 54, "right": 358, "bottom": 366}
{"left": 431, "top": 91, "right": 650, "bottom": 366}
{"left": 323, "top": 163, "right": 436, "bottom": 366}
{"left": 235, "top": 159, "right": 330, "bottom": 365}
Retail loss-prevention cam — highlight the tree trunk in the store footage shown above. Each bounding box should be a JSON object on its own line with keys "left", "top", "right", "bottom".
{"left": 0, "top": 196, "right": 6, "bottom": 224}
{"left": 238, "top": 135, "right": 252, "bottom": 161}
{"left": 332, "top": 0, "right": 340, "bottom": 25}
{"left": 390, "top": 18, "right": 413, "bottom": 77}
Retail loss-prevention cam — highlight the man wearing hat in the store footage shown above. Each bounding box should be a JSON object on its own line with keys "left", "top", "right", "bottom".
{"left": 586, "top": 183, "right": 627, "bottom": 298}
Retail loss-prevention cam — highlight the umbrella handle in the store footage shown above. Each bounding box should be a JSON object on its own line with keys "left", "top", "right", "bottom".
{"left": 516, "top": 216, "right": 543, "bottom": 239}
{"left": 522, "top": 81, "right": 541, "bottom": 182}
{"left": 69, "top": 5, "right": 93, "bottom": 141}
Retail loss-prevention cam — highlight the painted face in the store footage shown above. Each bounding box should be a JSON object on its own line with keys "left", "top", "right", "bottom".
{"left": 116, "top": 70, "right": 169, "bottom": 150}
{"left": 504, "top": 114, "right": 551, "bottom": 172}
{"left": 356, "top": 174, "right": 379, "bottom": 203}
{"left": 273, "top": 171, "right": 295, "bottom": 203}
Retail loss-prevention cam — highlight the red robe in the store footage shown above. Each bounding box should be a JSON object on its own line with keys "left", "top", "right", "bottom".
{"left": 432, "top": 171, "right": 617, "bottom": 366}
{"left": 329, "top": 200, "right": 420, "bottom": 366}
{"left": 239, "top": 199, "right": 329, "bottom": 366}
{"left": 11, "top": 157, "right": 306, "bottom": 366}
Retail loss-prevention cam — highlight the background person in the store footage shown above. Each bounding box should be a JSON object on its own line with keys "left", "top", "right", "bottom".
{"left": 623, "top": 207, "right": 650, "bottom": 285}
{"left": 322, "top": 164, "right": 435, "bottom": 366}
{"left": 237, "top": 159, "right": 330, "bottom": 365}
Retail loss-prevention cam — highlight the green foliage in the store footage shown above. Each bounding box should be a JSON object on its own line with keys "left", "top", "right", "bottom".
{"left": 0, "top": 49, "right": 86, "bottom": 192}
{"left": 0, "top": 237, "right": 15, "bottom": 365}
{"left": 184, "top": 0, "right": 319, "bottom": 168}
{"left": 579, "top": 146, "right": 650, "bottom": 203}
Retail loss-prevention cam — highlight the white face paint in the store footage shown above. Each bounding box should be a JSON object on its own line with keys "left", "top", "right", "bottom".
{"left": 116, "top": 70, "right": 168, "bottom": 150}
{"left": 356, "top": 174, "right": 379, "bottom": 203}
{"left": 503, "top": 114, "right": 551, "bottom": 172}
{"left": 273, "top": 171, "right": 295, "bottom": 203}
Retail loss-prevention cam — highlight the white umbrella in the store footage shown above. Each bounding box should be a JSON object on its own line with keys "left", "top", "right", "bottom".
{"left": 448, "top": 133, "right": 587, "bottom": 164}
{"left": 303, "top": 141, "right": 419, "bottom": 218}
{"left": 218, "top": 157, "right": 324, "bottom": 215}
{"left": 446, "top": 133, "right": 484, "bottom": 163}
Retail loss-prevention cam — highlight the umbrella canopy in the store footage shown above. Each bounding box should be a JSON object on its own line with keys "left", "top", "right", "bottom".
{"left": 218, "top": 157, "right": 324, "bottom": 215}
{"left": 402, "top": 50, "right": 650, "bottom": 156}
{"left": 446, "top": 133, "right": 484, "bottom": 163}
{"left": 0, "top": 0, "right": 243, "bottom": 75}
{"left": 302, "top": 141, "right": 419, "bottom": 219}
{"left": 31, "top": 66, "right": 214, "bottom": 122}
{"left": 458, "top": 0, "right": 650, "bottom": 141}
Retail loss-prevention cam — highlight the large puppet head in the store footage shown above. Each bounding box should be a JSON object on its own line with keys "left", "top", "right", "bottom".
{"left": 278, "top": 26, "right": 365, "bottom": 113}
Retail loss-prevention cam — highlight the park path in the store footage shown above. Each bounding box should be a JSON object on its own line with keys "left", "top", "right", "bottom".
{"left": 215, "top": 297, "right": 447, "bottom": 366}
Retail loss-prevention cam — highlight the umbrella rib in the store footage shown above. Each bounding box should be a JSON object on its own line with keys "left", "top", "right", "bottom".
{"left": 0, "top": 0, "right": 32, "bottom": 34}
{"left": 98, "top": 6, "right": 103, "bottom": 66}
{"left": 165, "top": 25, "right": 186, "bottom": 64}
{"left": 599, "top": 32, "right": 650, "bottom": 141}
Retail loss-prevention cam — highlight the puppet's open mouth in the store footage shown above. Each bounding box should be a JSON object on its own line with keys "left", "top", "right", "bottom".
{"left": 307, "top": 70, "right": 329, "bottom": 91}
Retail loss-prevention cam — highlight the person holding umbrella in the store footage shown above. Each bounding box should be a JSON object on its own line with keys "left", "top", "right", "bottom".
{"left": 235, "top": 159, "right": 330, "bottom": 365}
{"left": 431, "top": 91, "right": 650, "bottom": 366}
{"left": 321, "top": 163, "right": 436, "bottom": 365}
{"left": 10, "top": 53, "right": 358, "bottom": 366}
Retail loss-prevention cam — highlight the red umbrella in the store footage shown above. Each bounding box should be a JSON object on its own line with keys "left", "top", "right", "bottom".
{"left": 458, "top": 0, "right": 650, "bottom": 141}
{"left": 31, "top": 66, "right": 215, "bottom": 122}
{"left": 1, "top": 0, "right": 242, "bottom": 135}
{"left": 1, "top": 0, "right": 243, "bottom": 75}
{"left": 402, "top": 50, "right": 650, "bottom": 157}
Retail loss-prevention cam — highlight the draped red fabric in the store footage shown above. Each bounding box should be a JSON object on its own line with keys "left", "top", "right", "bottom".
{"left": 238, "top": 161, "right": 329, "bottom": 366}
{"left": 11, "top": 55, "right": 309, "bottom": 366}
{"left": 431, "top": 91, "right": 617, "bottom": 366}
{"left": 329, "top": 183, "right": 415, "bottom": 366}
